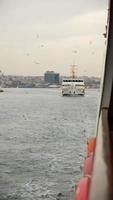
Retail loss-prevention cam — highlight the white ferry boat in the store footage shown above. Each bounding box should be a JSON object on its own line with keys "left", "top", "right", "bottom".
{"left": 62, "top": 78, "right": 85, "bottom": 96}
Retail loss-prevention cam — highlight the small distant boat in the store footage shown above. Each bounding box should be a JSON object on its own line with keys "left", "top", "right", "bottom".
{"left": 48, "top": 84, "right": 60, "bottom": 88}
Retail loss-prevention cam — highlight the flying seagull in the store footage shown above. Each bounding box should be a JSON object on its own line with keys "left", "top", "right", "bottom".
{"left": 34, "top": 61, "right": 40, "bottom": 65}
{"left": 41, "top": 44, "right": 44, "bottom": 48}
{"left": 36, "top": 34, "right": 39, "bottom": 39}
{"left": 73, "top": 50, "right": 77, "bottom": 54}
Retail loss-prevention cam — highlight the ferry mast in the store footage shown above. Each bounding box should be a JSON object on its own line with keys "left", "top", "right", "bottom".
{"left": 71, "top": 64, "right": 77, "bottom": 79}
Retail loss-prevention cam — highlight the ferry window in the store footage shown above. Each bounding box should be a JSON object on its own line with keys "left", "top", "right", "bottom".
{"left": 0, "top": 0, "right": 108, "bottom": 200}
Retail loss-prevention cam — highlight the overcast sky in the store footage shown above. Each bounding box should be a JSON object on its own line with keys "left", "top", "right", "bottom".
{"left": 0, "top": 0, "right": 108, "bottom": 77}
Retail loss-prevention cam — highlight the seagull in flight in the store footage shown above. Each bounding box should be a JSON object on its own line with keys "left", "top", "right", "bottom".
{"left": 34, "top": 61, "right": 40, "bottom": 65}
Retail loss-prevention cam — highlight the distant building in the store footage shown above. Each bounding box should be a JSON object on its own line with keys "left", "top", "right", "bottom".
{"left": 44, "top": 71, "right": 60, "bottom": 84}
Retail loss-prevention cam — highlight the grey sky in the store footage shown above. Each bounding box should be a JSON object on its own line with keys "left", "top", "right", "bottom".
{"left": 0, "top": 0, "right": 108, "bottom": 76}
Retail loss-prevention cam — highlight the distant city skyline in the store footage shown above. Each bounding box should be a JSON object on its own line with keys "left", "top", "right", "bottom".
{"left": 0, "top": 0, "right": 108, "bottom": 77}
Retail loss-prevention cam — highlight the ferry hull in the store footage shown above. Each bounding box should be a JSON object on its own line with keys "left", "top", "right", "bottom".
{"left": 62, "top": 87, "right": 85, "bottom": 96}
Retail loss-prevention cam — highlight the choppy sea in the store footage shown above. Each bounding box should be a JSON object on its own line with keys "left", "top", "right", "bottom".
{"left": 0, "top": 88, "right": 99, "bottom": 200}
